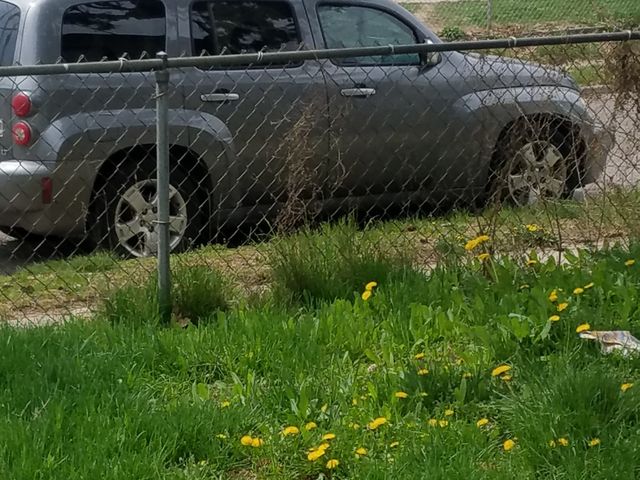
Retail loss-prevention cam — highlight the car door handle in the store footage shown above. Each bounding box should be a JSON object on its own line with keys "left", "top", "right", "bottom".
{"left": 200, "top": 92, "right": 240, "bottom": 102}
{"left": 340, "top": 87, "right": 376, "bottom": 98}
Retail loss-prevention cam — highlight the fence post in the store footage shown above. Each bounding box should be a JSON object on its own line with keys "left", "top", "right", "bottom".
{"left": 487, "top": 0, "right": 493, "bottom": 32}
{"left": 155, "top": 51, "right": 171, "bottom": 323}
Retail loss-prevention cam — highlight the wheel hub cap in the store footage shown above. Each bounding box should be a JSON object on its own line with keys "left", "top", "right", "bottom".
{"left": 114, "top": 180, "right": 188, "bottom": 257}
{"left": 507, "top": 141, "right": 567, "bottom": 206}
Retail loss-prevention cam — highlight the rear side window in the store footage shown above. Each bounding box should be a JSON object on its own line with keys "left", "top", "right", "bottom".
{"left": 191, "top": 0, "right": 301, "bottom": 65}
{"left": 0, "top": 1, "right": 20, "bottom": 66}
{"left": 61, "top": 0, "right": 166, "bottom": 61}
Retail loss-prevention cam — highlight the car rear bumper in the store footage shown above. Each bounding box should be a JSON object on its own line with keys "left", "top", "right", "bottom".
{"left": 0, "top": 160, "right": 50, "bottom": 214}
{"left": 0, "top": 160, "right": 72, "bottom": 236}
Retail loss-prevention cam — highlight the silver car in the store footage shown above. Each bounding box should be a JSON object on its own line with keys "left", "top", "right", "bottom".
{"left": 0, "top": 0, "right": 611, "bottom": 257}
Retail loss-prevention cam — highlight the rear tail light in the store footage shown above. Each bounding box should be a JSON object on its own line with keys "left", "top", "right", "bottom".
{"left": 12, "top": 121, "right": 32, "bottom": 145}
{"left": 11, "top": 92, "right": 32, "bottom": 117}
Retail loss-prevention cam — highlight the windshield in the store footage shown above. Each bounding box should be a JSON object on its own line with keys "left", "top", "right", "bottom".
{"left": 0, "top": 1, "right": 19, "bottom": 66}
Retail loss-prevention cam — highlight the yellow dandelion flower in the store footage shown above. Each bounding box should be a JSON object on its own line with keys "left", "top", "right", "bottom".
{"left": 438, "top": 420, "right": 449, "bottom": 428}
{"left": 557, "top": 302, "right": 569, "bottom": 312}
{"left": 322, "top": 433, "right": 336, "bottom": 441}
{"left": 549, "top": 315, "right": 561, "bottom": 322}
{"left": 307, "top": 449, "right": 326, "bottom": 461}
{"left": 621, "top": 382, "right": 634, "bottom": 393}
{"left": 418, "top": 368, "right": 429, "bottom": 376}
{"left": 305, "top": 422, "right": 318, "bottom": 431}
{"left": 444, "top": 409, "right": 454, "bottom": 417}
{"left": 395, "top": 391, "right": 409, "bottom": 399}
{"left": 478, "top": 253, "right": 491, "bottom": 262}
{"left": 365, "top": 281, "right": 378, "bottom": 291}
{"left": 414, "top": 352, "right": 426, "bottom": 360}
{"left": 548, "top": 440, "right": 556, "bottom": 448}
{"left": 573, "top": 287, "right": 584, "bottom": 295}
{"left": 576, "top": 323, "right": 591, "bottom": 333}
{"left": 477, "top": 418, "right": 490, "bottom": 427}
{"left": 250, "top": 437, "right": 264, "bottom": 447}
{"left": 549, "top": 290, "right": 559, "bottom": 302}
{"left": 355, "top": 447, "right": 367, "bottom": 457}
{"left": 526, "top": 259, "right": 538, "bottom": 266}
{"left": 464, "top": 235, "right": 490, "bottom": 251}
{"left": 220, "top": 400, "right": 231, "bottom": 408}
{"left": 282, "top": 426, "right": 300, "bottom": 436}
{"left": 492, "top": 364, "right": 511, "bottom": 377}
{"left": 368, "top": 417, "right": 388, "bottom": 430}
{"left": 625, "top": 259, "right": 636, "bottom": 267}
{"left": 428, "top": 419, "right": 438, "bottom": 427}
{"left": 317, "top": 443, "right": 330, "bottom": 451}
{"left": 588, "top": 438, "right": 601, "bottom": 447}
{"left": 240, "top": 435, "right": 253, "bottom": 446}
{"left": 326, "top": 459, "right": 340, "bottom": 469}
{"left": 361, "top": 290, "right": 372, "bottom": 301}
{"left": 503, "top": 439, "right": 516, "bottom": 451}
{"left": 390, "top": 441, "right": 400, "bottom": 448}
{"left": 558, "top": 437, "right": 569, "bottom": 447}
{"left": 526, "top": 224, "right": 540, "bottom": 232}
{"left": 584, "top": 282, "right": 595, "bottom": 289}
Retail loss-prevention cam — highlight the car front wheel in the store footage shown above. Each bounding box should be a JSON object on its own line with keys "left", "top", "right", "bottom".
{"left": 490, "top": 118, "right": 582, "bottom": 206}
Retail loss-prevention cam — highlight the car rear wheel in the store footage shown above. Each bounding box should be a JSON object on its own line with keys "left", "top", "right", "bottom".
{"left": 490, "top": 119, "right": 581, "bottom": 206}
{"left": 90, "top": 158, "right": 206, "bottom": 258}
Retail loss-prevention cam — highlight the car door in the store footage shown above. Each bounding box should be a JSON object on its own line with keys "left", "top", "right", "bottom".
{"left": 306, "top": 1, "right": 461, "bottom": 204}
{"left": 178, "top": 0, "right": 330, "bottom": 218}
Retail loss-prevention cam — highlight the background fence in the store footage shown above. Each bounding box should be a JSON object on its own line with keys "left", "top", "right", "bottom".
{"left": 1, "top": 32, "right": 640, "bottom": 325}
{"left": 401, "top": 0, "right": 640, "bottom": 38}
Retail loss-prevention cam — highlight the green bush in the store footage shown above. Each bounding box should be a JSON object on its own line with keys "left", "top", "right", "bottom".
{"left": 173, "top": 265, "right": 230, "bottom": 324}
{"left": 103, "top": 279, "right": 160, "bottom": 326}
{"left": 269, "top": 219, "right": 416, "bottom": 304}
{"left": 439, "top": 26, "right": 468, "bottom": 42}
{"left": 103, "top": 265, "right": 231, "bottom": 326}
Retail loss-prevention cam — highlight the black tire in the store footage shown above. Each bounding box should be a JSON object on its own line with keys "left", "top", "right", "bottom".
{"left": 89, "top": 155, "right": 207, "bottom": 257}
{"left": 488, "top": 118, "right": 583, "bottom": 206}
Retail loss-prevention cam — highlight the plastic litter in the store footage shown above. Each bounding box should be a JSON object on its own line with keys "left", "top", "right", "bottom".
{"left": 579, "top": 330, "right": 640, "bottom": 357}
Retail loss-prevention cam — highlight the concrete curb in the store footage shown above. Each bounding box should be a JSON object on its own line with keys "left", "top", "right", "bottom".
{"left": 581, "top": 85, "right": 611, "bottom": 96}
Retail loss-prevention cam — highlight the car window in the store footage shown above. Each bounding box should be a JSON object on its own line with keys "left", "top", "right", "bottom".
{"left": 318, "top": 5, "right": 420, "bottom": 66}
{"left": 0, "top": 1, "right": 19, "bottom": 66}
{"left": 61, "top": 0, "right": 166, "bottom": 61}
{"left": 191, "top": 0, "right": 301, "bottom": 66}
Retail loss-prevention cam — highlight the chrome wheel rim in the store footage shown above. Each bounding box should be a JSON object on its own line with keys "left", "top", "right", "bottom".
{"left": 506, "top": 141, "right": 567, "bottom": 206}
{"left": 114, "top": 180, "right": 188, "bottom": 257}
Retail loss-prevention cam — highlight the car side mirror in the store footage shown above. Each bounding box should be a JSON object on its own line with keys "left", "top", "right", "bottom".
{"left": 420, "top": 39, "right": 441, "bottom": 67}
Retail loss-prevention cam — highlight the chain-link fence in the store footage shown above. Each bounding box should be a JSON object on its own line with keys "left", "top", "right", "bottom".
{"left": 1, "top": 30, "right": 640, "bottom": 325}
{"left": 402, "top": 0, "right": 640, "bottom": 38}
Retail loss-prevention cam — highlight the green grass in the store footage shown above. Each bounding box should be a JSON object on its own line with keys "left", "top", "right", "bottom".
{"left": 0, "top": 234, "right": 639, "bottom": 478}
{"left": 428, "top": 0, "right": 640, "bottom": 29}
{"left": 4, "top": 188, "right": 640, "bottom": 318}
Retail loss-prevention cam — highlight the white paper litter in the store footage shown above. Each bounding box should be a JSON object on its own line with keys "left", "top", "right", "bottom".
{"left": 579, "top": 330, "right": 640, "bottom": 357}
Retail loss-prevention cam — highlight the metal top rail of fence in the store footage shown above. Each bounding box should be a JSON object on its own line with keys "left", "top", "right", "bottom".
{"left": 0, "top": 30, "right": 637, "bottom": 76}
{"left": 0, "top": 31, "right": 639, "bottom": 325}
